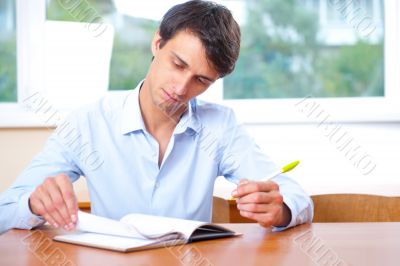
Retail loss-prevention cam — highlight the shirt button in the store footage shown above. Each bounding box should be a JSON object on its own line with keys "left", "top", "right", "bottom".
{"left": 155, "top": 181, "right": 160, "bottom": 189}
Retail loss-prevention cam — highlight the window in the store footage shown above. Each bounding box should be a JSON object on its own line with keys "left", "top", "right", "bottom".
{"left": 46, "top": 0, "right": 159, "bottom": 91}
{"left": 44, "top": 0, "right": 224, "bottom": 105}
{"left": 0, "top": 0, "right": 17, "bottom": 102}
{"left": 219, "top": 0, "right": 399, "bottom": 123}
{"left": 225, "top": 0, "right": 384, "bottom": 99}
{"left": 1, "top": 0, "right": 399, "bottom": 127}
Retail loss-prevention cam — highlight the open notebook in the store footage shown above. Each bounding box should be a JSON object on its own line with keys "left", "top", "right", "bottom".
{"left": 53, "top": 211, "right": 241, "bottom": 252}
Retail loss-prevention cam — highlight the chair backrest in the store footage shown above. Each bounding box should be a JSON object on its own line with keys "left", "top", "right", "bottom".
{"left": 81, "top": 194, "right": 400, "bottom": 223}
{"left": 212, "top": 194, "right": 400, "bottom": 223}
{"left": 311, "top": 194, "right": 400, "bottom": 222}
{"left": 78, "top": 201, "right": 91, "bottom": 213}
{"left": 212, "top": 196, "right": 254, "bottom": 223}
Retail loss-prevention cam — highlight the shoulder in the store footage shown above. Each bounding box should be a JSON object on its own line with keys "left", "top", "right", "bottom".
{"left": 195, "top": 98, "right": 236, "bottom": 119}
{"left": 193, "top": 99, "right": 238, "bottom": 129}
{"left": 60, "top": 90, "right": 131, "bottom": 128}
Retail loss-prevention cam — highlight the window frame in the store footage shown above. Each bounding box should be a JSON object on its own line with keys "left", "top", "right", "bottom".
{"left": 210, "top": 0, "right": 400, "bottom": 123}
{"left": 0, "top": 0, "right": 47, "bottom": 127}
{"left": 0, "top": 0, "right": 398, "bottom": 127}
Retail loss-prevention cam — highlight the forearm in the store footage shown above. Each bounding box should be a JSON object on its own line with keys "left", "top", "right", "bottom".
{"left": 0, "top": 189, "right": 45, "bottom": 233}
{"left": 0, "top": 131, "right": 83, "bottom": 233}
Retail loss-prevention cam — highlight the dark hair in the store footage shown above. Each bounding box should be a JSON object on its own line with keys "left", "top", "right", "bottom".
{"left": 159, "top": 0, "right": 241, "bottom": 77}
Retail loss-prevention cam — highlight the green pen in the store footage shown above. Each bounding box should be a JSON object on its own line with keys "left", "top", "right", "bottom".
{"left": 260, "top": 160, "right": 300, "bottom": 182}
{"left": 230, "top": 160, "right": 300, "bottom": 199}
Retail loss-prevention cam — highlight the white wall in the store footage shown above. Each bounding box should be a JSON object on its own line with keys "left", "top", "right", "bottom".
{"left": 215, "top": 122, "right": 400, "bottom": 198}
{"left": 0, "top": 128, "right": 89, "bottom": 201}
{"left": 2, "top": 123, "right": 399, "bottom": 201}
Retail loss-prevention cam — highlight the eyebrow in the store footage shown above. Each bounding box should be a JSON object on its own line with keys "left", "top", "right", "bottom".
{"left": 171, "top": 52, "right": 216, "bottom": 83}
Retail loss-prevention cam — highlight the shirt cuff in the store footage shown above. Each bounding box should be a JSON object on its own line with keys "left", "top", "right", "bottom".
{"left": 16, "top": 192, "right": 46, "bottom": 229}
{"left": 272, "top": 198, "right": 312, "bottom": 232}
{"left": 272, "top": 196, "right": 297, "bottom": 232}
{"left": 271, "top": 194, "right": 313, "bottom": 232}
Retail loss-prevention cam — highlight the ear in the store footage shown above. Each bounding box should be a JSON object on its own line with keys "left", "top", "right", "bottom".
{"left": 151, "top": 31, "right": 163, "bottom": 56}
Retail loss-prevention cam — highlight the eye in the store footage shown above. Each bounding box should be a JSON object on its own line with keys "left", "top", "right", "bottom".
{"left": 197, "top": 77, "right": 206, "bottom": 85}
{"left": 197, "top": 77, "right": 211, "bottom": 86}
{"left": 173, "top": 61, "right": 184, "bottom": 69}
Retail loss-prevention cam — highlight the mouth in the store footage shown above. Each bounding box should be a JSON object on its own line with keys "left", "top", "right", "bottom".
{"left": 162, "top": 89, "right": 179, "bottom": 103}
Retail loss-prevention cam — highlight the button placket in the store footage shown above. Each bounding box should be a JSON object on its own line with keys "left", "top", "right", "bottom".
{"left": 142, "top": 131, "right": 159, "bottom": 165}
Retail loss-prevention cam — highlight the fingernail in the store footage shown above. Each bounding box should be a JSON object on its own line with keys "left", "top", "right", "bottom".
{"left": 63, "top": 225, "right": 69, "bottom": 230}
{"left": 71, "top": 214, "right": 77, "bottom": 223}
{"left": 68, "top": 222, "right": 74, "bottom": 230}
{"left": 239, "top": 179, "right": 248, "bottom": 185}
{"left": 231, "top": 189, "right": 238, "bottom": 197}
{"left": 53, "top": 223, "right": 59, "bottom": 228}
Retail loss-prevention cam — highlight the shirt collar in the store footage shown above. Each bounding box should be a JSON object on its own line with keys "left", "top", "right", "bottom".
{"left": 120, "top": 80, "right": 202, "bottom": 135}
{"left": 120, "top": 81, "right": 146, "bottom": 135}
{"left": 174, "top": 98, "right": 202, "bottom": 135}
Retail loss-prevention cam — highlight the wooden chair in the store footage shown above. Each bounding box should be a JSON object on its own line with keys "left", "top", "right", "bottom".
{"left": 311, "top": 194, "right": 400, "bottom": 222}
{"left": 81, "top": 194, "right": 400, "bottom": 223}
{"left": 212, "top": 196, "right": 254, "bottom": 223}
{"left": 212, "top": 194, "right": 400, "bottom": 223}
{"left": 78, "top": 201, "right": 91, "bottom": 213}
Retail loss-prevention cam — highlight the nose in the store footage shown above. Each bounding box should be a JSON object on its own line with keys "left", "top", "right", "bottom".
{"left": 174, "top": 74, "right": 191, "bottom": 98}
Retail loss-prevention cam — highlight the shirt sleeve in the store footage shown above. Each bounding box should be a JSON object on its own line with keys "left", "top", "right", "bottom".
{"left": 0, "top": 128, "right": 83, "bottom": 234}
{"left": 270, "top": 174, "right": 314, "bottom": 232}
{"left": 217, "top": 109, "right": 313, "bottom": 230}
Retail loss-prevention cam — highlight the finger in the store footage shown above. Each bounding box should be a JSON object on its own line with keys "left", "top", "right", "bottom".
{"left": 238, "top": 179, "right": 249, "bottom": 185}
{"left": 42, "top": 213, "right": 59, "bottom": 228}
{"left": 239, "top": 210, "right": 276, "bottom": 227}
{"left": 237, "top": 191, "right": 283, "bottom": 205}
{"left": 29, "top": 195, "right": 58, "bottom": 228}
{"left": 234, "top": 180, "right": 280, "bottom": 198}
{"left": 37, "top": 184, "right": 68, "bottom": 229}
{"left": 45, "top": 178, "right": 73, "bottom": 228}
{"left": 237, "top": 202, "right": 271, "bottom": 213}
{"left": 55, "top": 174, "right": 78, "bottom": 224}
{"left": 231, "top": 179, "right": 249, "bottom": 199}
{"left": 239, "top": 203, "right": 284, "bottom": 227}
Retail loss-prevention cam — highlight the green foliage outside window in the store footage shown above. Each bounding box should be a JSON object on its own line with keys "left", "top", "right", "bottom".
{"left": 224, "top": 0, "right": 384, "bottom": 99}
{"left": 46, "top": 0, "right": 384, "bottom": 98}
{"left": 0, "top": 35, "right": 16, "bottom": 102}
{"left": 0, "top": 0, "right": 17, "bottom": 102}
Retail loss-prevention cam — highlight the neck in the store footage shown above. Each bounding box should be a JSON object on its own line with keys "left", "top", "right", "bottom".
{"left": 139, "top": 81, "right": 186, "bottom": 133}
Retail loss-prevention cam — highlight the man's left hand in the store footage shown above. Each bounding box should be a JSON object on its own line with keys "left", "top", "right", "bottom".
{"left": 231, "top": 179, "right": 291, "bottom": 228}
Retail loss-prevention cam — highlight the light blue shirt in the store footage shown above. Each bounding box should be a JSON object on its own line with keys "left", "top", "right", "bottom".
{"left": 0, "top": 82, "right": 313, "bottom": 233}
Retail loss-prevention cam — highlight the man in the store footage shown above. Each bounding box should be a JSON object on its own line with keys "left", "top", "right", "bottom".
{"left": 0, "top": 0, "right": 312, "bottom": 233}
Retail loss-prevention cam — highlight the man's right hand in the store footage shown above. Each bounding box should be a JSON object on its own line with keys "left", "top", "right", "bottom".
{"left": 29, "top": 174, "right": 78, "bottom": 230}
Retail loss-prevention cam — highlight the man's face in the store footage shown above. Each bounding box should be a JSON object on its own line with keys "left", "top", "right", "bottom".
{"left": 145, "top": 30, "right": 220, "bottom": 116}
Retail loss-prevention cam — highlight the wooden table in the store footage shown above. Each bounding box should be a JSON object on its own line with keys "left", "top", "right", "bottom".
{"left": 1, "top": 223, "right": 399, "bottom": 266}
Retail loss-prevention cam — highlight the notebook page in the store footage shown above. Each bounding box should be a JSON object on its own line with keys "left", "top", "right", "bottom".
{"left": 120, "top": 214, "right": 209, "bottom": 239}
{"left": 76, "top": 211, "right": 143, "bottom": 238}
{"left": 54, "top": 232, "right": 159, "bottom": 251}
